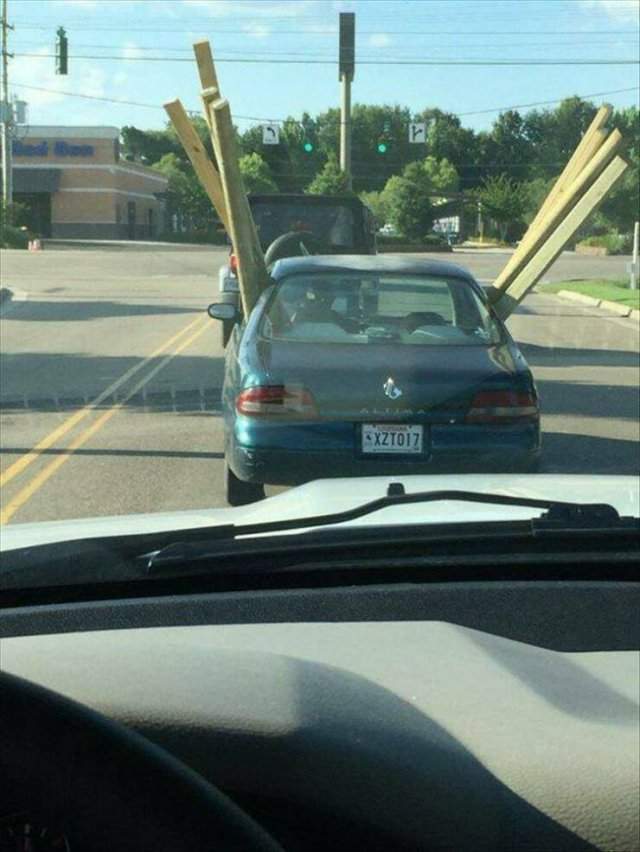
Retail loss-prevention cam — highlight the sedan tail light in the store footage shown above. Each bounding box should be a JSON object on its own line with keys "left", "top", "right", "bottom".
{"left": 229, "top": 253, "right": 238, "bottom": 275}
{"left": 466, "top": 390, "right": 538, "bottom": 424}
{"left": 236, "top": 385, "right": 319, "bottom": 419}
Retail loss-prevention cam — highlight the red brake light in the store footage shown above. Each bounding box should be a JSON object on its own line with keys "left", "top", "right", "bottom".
{"left": 229, "top": 253, "right": 238, "bottom": 274}
{"left": 236, "top": 385, "right": 318, "bottom": 419}
{"left": 466, "top": 390, "right": 538, "bottom": 424}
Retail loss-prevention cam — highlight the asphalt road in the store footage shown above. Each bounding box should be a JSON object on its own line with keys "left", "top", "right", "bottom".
{"left": 1, "top": 245, "right": 638, "bottom": 525}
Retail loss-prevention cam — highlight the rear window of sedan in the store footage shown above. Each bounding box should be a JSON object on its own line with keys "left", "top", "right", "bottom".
{"left": 261, "top": 273, "right": 503, "bottom": 346}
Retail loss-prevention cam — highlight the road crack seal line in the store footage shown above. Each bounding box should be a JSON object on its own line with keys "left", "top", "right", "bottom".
{"left": 0, "top": 313, "right": 207, "bottom": 492}
{"left": 0, "top": 316, "right": 210, "bottom": 526}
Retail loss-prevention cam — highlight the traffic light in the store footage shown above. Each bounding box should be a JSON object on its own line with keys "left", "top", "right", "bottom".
{"left": 377, "top": 118, "right": 391, "bottom": 154}
{"left": 55, "top": 27, "right": 68, "bottom": 75}
{"left": 303, "top": 140, "right": 314, "bottom": 154}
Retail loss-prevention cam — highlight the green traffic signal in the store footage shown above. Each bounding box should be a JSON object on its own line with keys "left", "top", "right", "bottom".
{"left": 377, "top": 142, "right": 388, "bottom": 154}
{"left": 303, "top": 141, "right": 314, "bottom": 153}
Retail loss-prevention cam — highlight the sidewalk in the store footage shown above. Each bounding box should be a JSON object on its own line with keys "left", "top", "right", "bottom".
{"left": 42, "top": 239, "right": 222, "bottom": 251}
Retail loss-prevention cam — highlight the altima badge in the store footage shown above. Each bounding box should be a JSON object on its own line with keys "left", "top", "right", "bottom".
{"left": 383, "top": 377, "right": 402, "bottom": 400}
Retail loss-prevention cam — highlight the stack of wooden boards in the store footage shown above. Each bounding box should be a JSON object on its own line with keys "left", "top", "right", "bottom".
{"left": 488, "top": 104, "right": 629, "bottom": 319}
{"left": 164, "top": 41, "right": 629, "bottom": 323}
{"left": 164, "top": 40, "right": 270, "bottom": 318}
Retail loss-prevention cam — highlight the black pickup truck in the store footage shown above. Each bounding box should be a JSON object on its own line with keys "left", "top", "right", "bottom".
{"left": 217, "top": 193, "right": 377, "bottom": 345}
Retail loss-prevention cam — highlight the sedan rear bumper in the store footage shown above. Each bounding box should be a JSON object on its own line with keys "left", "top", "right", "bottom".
{"left": 229, "top": 421, "right": 541, "bottom": 485}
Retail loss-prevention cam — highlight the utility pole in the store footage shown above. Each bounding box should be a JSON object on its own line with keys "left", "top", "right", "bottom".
{"left": 1, "top": 0, "right": 13, "bottom": 207}
{"left": 630, "top": 221, "right": 639, "bottom": 291}
{"left": 338, "top": 12, "right": 354, "bottom": 190}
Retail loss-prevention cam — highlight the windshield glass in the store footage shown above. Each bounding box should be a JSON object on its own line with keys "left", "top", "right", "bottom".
{"left": 252, "top": 202, "right": 356, "bottom": 249}
{"left": 262, "top": 273, "right": 502, "bottom": 345}
{"left": 0, "top": 0, "right": 639, "bottom": 549}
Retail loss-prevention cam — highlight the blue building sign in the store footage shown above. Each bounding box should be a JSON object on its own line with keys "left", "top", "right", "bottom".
{"left": 13, "top": 140, "right": 95, "bottom": 157}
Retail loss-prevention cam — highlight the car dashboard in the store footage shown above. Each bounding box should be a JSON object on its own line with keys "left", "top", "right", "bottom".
{"left": 1, "top": 578, "right": 638, "bottom": 852}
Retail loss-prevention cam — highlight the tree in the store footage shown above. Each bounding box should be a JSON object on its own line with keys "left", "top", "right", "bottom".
{"left": 382, "top": 162, "right": 434, "bottom": 240}
{"left": 418, "top": 109, "right": 480, "bottom": 190}
{"left": 477, "top": 175, "right": 528, "bottom": 241}
{"left": 306, "top": 155, "right": 351, "bottom": 195}
{"left": 422, "top": 156, "right": 459, "bottom": 195}
{"left": 359, "top": 190, "right": 388, "bottom": 226}
{"left": 153, "top": 152, "right": 213, "bottom": 231}
{"left": 238, "top": 153, "right": 278, "bottom": 193}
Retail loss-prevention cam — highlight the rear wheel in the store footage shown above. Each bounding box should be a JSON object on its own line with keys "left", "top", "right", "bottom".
{"left": 225, "top": 463, "right": 265, "bottom": 506}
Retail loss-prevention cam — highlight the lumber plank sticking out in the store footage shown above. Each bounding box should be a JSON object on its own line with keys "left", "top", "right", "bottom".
{"left": 492, "top": 154, "right": 629, "bottom": 320}
{"left": 492, "top": 105, "right": 613, "bottom": 295}
{"left": 193, "top": 40, "right": 219, "bottom": 94}
{"left": 163, "top": 98, "right": 230, "bottom": 232}
{"left": 207, "top": 96, "right": 270, "bottom": 316}
{"left": 492, "top": 127, "right": 623, "bottom": 297}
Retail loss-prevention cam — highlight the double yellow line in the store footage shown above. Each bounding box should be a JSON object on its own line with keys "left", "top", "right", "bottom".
{"left": 0, "top": 313, "right": 210, "bottom": 526}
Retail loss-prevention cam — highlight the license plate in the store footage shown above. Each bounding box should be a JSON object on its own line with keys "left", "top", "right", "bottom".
{"left": 362, "top": 424, "right": 423, "bottom": 454}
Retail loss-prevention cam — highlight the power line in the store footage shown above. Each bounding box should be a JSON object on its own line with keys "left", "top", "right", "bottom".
{"left": 9, "top": 81, "right": 638, "bottom": 124}
{"left": 9, "top": 24, "right": 638, "bottom": 34}
{"left": 13, "top": 40, "right": 640, "bottom": 55}
{"left": 13, "top": 52, "right": 640, "bottom": 65}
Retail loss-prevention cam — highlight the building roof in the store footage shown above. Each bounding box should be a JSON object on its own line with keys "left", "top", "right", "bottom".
{"left": 18, "top": 127, "right": 120, "bottom": 140}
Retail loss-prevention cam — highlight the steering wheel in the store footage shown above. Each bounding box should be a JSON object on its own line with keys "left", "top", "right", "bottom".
{"left": 1, "top": 672, "right": 284, "bottom": 852}
{"left": 264, "top": 230, "right": 330, "bottom": 266}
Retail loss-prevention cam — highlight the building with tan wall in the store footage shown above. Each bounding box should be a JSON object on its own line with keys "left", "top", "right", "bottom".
{"left": 3, "top": 126, "right": 168, "bottom": 240}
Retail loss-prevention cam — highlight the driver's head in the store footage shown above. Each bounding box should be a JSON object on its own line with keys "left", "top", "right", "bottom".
{"left": 305, "top": 285, "right": 334, "bottom": 308}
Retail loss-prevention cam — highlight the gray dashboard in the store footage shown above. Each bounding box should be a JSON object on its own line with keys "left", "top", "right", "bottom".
{"left": 2, "top": 617, "right": 639, "bottom": 851}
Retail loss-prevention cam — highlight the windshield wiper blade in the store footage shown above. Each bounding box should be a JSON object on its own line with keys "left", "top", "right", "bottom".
{"left": 145, "top": 483, "right": 637, "bottom": 571}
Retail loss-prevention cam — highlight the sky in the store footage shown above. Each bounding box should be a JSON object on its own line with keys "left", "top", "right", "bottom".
{"left": 5, "top": 0, "right": 640, "bottom": 136}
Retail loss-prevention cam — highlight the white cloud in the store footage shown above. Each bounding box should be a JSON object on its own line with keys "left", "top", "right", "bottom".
{"left": 242, "top": 23, "right": 272, "bottom": 39}
{"left": 11, "top": 48, "right": 107, "bottom": 111}
{"left": 580, "top": 0, "right": 640, "bottom": 25}
{"left": 182, "top": 0, "right": 319, "bottom": 18}
{"left": 121, "top": 42, "right": 144, "bottom": 61}
{"left": 368, "top": 33, "right": 393, "bottom": 48}
{"left": 48, "top": 0, "right": 101, "bottom": 8}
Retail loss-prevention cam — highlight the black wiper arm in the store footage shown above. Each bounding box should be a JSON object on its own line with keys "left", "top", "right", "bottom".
{"left": 145, "top": 483, "right": 636, "bottom": 571}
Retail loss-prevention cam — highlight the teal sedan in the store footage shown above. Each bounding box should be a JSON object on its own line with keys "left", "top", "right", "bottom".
{"left": 208, "top": 256, "right": 540, "bottom": 505}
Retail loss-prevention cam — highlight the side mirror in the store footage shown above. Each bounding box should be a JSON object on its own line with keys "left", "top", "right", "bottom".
{"left": 207, "top": 303, "right": 237, "bottom": 321}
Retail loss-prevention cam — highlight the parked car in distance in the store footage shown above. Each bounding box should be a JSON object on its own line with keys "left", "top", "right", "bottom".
{"left": 217, "top": 194, "right": 377, "bottom": 345}
{"left": 208, "top": 255, "right": 540, "bottom": 505}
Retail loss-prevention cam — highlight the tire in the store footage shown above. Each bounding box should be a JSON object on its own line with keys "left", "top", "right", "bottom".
{"left": 225, "top": 463, "right": 265, "bottom": 506}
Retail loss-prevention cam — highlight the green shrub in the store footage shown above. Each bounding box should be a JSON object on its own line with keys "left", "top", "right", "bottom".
{"left": 376, "top": 233, "right": 414, "bottom": 246}
{"left": 422, "top": 232, "right": 449, "bottom": 247}
{"left": 158, "top": 228, "right": 228, "bottom": 245}
{"left": 578, "top": 232, "right": 632, "bottom": 254}
{"left": 1, "top": 224, "right": 30, "bottom": 249}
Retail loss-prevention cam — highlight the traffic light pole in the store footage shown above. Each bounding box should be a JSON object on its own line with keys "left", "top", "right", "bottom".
{"left": 339, "top": 72, "right": 352, "bottom": 190}
{"left": 1, "top": 0, "right": 13, "bottom": 206}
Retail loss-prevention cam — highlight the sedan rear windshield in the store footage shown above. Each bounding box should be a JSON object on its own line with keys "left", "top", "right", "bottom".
{"left": 261, "top": 273, "right": 503, "bottom": 346}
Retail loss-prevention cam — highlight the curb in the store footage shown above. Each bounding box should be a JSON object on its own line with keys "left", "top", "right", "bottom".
{"left": 557, "top": 290, "right": 601, "bottom": 307}
{"left": 0, "top": 287, "right": 13, "bottom": 305}
{"left": 556, "top": 289, "right": 638, "bottom": 320}
{"left": 598, "top": 299, "right": 633, "bottom": 318}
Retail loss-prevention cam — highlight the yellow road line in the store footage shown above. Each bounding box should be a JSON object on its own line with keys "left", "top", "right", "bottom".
{"left": 0, "top": 313, "right": 206, "bottom": 489}
{"left": 0, "top": 317, "right": 210, "bottom": 526}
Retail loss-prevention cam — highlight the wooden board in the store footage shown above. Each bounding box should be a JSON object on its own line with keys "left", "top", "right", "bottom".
{"left": 492, "top": 154, "right": 629, "bottom": 319}
{"left": 206, "top": 96, "right": 269, "bottom": 315}
{"left": 163, "top": 99, "right": 229, "bottom": 232}
{"left": 492, "top": 105, "right": 613, "bottom": 294}
{"left": 492, "top": 128, "right": 623, "bottom": 297}
{"left": 193, "top": 40, "right": 219, "bottom": 95}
